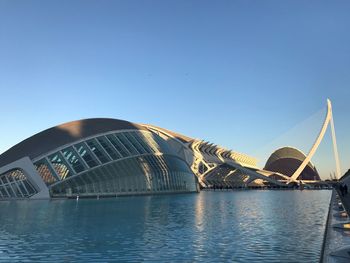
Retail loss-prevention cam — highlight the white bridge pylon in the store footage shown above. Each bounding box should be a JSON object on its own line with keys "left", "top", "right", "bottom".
{"left": 288, "top": 99, "right": 341, "bottom": 183}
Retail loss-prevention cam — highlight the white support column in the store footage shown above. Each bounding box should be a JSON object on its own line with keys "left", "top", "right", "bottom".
{"left": 330, "top": 109, "right": 341, "bottom": 179}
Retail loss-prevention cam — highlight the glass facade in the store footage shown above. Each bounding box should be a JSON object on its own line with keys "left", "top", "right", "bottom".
{"left": 0, "top": 169, "right": 38, "bottom": 198}
{"left": 50, "top": 154, "right": 196, "bottom": 197}
{"left": 204, "top": 165, "right": 249, "bottom": 188}
{"left": 31, "top": 130, "right": 197, "bottom": 198}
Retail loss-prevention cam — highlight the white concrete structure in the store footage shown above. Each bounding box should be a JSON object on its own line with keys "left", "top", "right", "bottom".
{"left": 145, "top": 125, "right": 285, "bottom": 188}
{"left": 0, "top": 99, "right": 337, "bottom": 199}
{"left": 0, "top": 119, "right": 198, "bottom": 199}
{"left": 290, "top": 99, "right": 341, "bottom": 182}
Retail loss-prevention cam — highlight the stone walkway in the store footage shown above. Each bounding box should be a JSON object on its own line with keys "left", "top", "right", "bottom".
{"left": 322, "top": 190, "right": 350, "bottom": 263}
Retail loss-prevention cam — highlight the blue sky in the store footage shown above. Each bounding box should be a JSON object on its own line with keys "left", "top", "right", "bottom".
{"left": 1, "top": 0, "right": 349, "bottom": 179}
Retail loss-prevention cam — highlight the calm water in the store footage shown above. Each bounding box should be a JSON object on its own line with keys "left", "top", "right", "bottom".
{"left": 0, "top": 190, "right": 331, "bottom": 262}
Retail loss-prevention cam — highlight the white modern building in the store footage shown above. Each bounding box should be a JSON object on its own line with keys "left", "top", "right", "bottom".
{"left": 0, "top": 119, "right": 198, "bottom": 199}
{"left": 1, "top": 112, "right": 328, "bottom": 200}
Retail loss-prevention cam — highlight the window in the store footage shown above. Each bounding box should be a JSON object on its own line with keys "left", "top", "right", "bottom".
{"left": 106, "top": 134, "right": 127, "bottom": 157}
{"left": 115, "top": 133, "right": 138, "bottom": 155}
{"left": 96, "top": 136, "right": 119, "bottom": 160}
{"left": 86, "top": 139, "right": 110, "bottom": 163}
{"left": 34, "top": 159, "right": 58, "bottom": 185}
{"left": 62, "top": 147, "right": 86, "bottom": 174}
{"left": 0, "top": 169, "right": 38, "bottom": 198}
{"left": 133, "top": 132, "right": 154, "bottom": 153}
{"left": 124, "top": 132, "right": 147, "bottom": 154}
{"left": 141, "top": 133, "right": 161, "bottom": 153}
{"left": 75, "top": 143, "right": 98, "bottom": 168}
{"left": 49, "top": 152, "right": 73, "bottom": 179}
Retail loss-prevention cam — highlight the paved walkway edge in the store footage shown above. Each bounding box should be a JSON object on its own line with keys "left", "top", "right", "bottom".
{"left": 320, "top": 190, "right": 334, "bottom": 263}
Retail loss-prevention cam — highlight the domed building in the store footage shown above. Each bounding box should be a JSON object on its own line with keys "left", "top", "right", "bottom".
{"left": 0, "top": 118, "right": 198, "bottom": 199}
{"left": 264, "top": 147, "right": 321, "bottom": 181}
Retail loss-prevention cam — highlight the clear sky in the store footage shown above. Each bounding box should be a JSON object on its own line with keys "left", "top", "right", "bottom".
{"left": 1, "top": 0, "right": 350, "bottom": 179}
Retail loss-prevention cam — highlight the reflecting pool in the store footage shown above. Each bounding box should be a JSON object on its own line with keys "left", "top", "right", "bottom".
{"left": 0, "top": 190, "right": 331, "bottom": 262}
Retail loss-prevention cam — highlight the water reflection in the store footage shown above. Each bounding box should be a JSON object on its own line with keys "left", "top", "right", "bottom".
{"left": 0, "top": 190, "right": 331, "bottom": 262}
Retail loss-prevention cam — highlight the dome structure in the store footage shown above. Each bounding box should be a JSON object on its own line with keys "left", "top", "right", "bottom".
{"left": 0, "top": 118, "right": 197, "bottom": 199}
{"left": 0, "top": 118, "right": 146, "bottom": 167}
{"left": 264, "top": 147, "right": 321, "bottom": 181}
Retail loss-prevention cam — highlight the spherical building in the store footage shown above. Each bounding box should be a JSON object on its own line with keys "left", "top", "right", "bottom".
{"left": 0, "top": 118, "right": 198, "bottom": 199}
{"left": 264, "top": 147, "right": 321, "bottom": 181}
